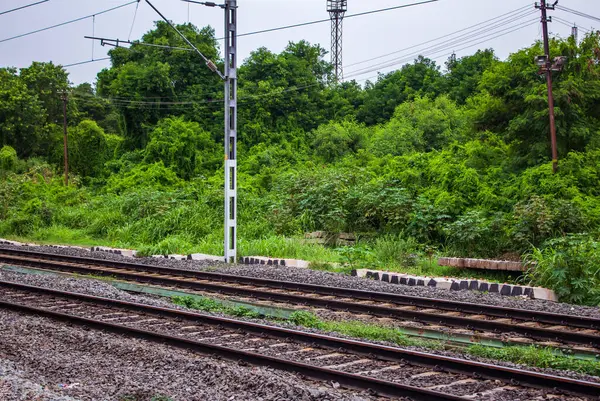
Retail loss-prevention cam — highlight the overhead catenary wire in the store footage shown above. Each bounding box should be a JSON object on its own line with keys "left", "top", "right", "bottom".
{"left": 345, "top": 13, "right": 538, "bottom": 78}
{"left": 345, "top": 4, "right": 532, "bottom": 69}
{"left": 346, "top": 9, "right": 536, "bottom": 75}
{"left": 0, "top": 1, "right": 138, "bottom": 44}
{"left": 128, "top": 0, "right": 141, "bottom": 41}
{"left": 230, "top": 0, "right": 439, "bottom": 39}
{"left": 62, "top": 57, "right": 111, "bottom": 68}
{"left": 64, "top": 3, "right": 540, "bottom": 105}
{"left": 67, "top": 5, "right": 541, "bottom": 102}
{"left": 0, "top": 0, "right": 48, "bottom": 16}
{"left": 70, "top": 15, "right": 536, "bottom": 111}
{"left": 344, "top": 19, "right": 538, "bottom": 81}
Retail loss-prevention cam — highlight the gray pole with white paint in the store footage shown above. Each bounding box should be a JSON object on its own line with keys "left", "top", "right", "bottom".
{"left": 223, "top": 0, "right": 238, "bottom": 263}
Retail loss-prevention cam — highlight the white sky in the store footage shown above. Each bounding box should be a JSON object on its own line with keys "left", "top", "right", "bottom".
{"left": 0, "top": 0, "right": 598, "bottom": 85}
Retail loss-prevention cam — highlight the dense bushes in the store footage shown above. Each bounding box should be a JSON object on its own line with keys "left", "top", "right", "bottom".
{"left": 527, "top": 235, "right": 600, "bottom": 306}
{"left": 1, "top": 30, "right": 600, "bottom": 304}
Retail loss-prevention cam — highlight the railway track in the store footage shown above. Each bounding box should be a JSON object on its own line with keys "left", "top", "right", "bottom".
{"left": 1, "top": 247, "right": 600, "bottom": 350}
{"left": 1, "top": 279, "right": 598, "bottom": 400}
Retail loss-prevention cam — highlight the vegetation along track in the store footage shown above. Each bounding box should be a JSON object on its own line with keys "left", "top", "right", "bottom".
{"left": 1, "top": 279, "right": 599, "bottom": 400}
{"left": 1, "top": 247, "right": 600, "bottom": 350}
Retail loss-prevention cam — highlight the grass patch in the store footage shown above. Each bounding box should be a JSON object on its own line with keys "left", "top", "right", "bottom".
{"left": 289, "top": 311, "right": 441, "bottom": 349}
{"left": 467, "top": 344, "right": 600, "bottom": 376}
{"left": 172, "top": 295, "right": 261, "bottom": 319}
{"left": 4, "top": 229, "right": 522, "bottom": 284}
{"left": 171, "top": 301, "right": 600, "bottom": 377}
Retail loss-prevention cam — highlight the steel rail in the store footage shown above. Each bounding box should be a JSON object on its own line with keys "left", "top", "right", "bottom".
{"left": 1, "top": 248, "right": 599, "bottom": 348}
{"left": 1, "top": 279, "right": 599, "bottom": 398}
{"left": 0, "top": 300, "right": 457, "bottom": 400}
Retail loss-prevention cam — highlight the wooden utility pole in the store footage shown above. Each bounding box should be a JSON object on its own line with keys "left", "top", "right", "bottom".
{"left": 61, "top": 92, "right": 69, "bottom": 186}
{"left": 537, "top": 0, "right": 559, "bottom": 173}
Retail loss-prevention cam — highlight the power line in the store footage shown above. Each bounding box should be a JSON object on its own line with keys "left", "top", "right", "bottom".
{"left": 62, "top": 57, "right": 111, "bottom": 68}
{"left": 0, "top": 1, "right": 138, "bottom": 44}
{"left": 231, "top": 0, "right": 439, "bottom": 39}
{"left": 345, "top": 14, "right": 537, "bottom": 78}
{"left": 553, "top": 16, "right": 593, "bottom": 33}
{"left": 0, "top": 0, "right": 48, "bottom": 16}
{"left": 556, "top": 5, "right": 600, "bottom": 24}
{"left": 344, "top": 19, "right": 537, "bottom": 80}
{"left": 58, "top": 1, "right": 440, "bottom": 72}
{"left": 128, "top": 0, "right": 141, "bottom": 41}
{"left": 345, "top": 4, "right": 531, "bottom": 69}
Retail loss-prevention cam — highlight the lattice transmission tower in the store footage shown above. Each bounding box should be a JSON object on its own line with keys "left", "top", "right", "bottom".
{"left": 327, "top": 0, "right": 347, "bottom": 82}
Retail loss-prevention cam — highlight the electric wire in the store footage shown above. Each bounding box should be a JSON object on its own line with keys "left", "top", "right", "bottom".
{"left": 0, "top": 1, "right": 137, "bottom": 44}
{"left": 128, "top": 0, "right": 140, "bottom": 41}
{"left": 553, "top": 17, "right": 592, "bottom": 34}
{"left": 556, "top": 5, "right": 600, "bottom": 25}
{"left": 231, "top": 0, "right": 439, "bottom": 39}
{"left": 346, "top": 9, "right": 536, "bottom": 75}
{"left": 0, "top": 0, "right": 48, "bottom": 16}
{"left": 344, "top": 19, "right": 538, "bottom": 81}
{"left": 62, "top": 57, "right": 111, "bottom": 68}
{"left": 66, "top": 6, "right": 538, "bottom": 101}
{"left": 61, "top": 0, "right": 438, "bottom": 72}
{"left": 345, "top": 14, "right": 538, "bottom": 78}
{"left": 345, "top": 4, "right": 532, "bottom": 68}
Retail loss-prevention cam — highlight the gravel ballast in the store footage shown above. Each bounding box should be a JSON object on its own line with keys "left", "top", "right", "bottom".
{"left": 0, "top": 268, "right": 598, "bottom": 384}
{"left": 0, "top": 309, "right": 379, "bottom": 401}
{"left": 9, "top": 242, "right": 597, "bottom": 318}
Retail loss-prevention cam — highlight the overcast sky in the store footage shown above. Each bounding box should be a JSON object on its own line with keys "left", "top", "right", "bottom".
{"left": 0, "top": 0, "right": 598, "bottom": 86}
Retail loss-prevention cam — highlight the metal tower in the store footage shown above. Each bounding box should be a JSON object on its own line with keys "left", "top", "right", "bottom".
{"left": 327, "top": 0, "right": 347, "bottom": 82}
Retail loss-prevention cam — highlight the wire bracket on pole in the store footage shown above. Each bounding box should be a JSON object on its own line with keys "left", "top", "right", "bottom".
{"left": 144, "top": 0, "right": 225, "bottom": 80}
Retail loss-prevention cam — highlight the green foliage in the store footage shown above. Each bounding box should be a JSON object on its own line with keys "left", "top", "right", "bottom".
{"left": 105, "top": 162, "right": 183, "bottom": 194}
{"left": 371, "top": 234, "right": 420, "bottom": 268}
{"left": 4, "top": 28, "right": 600, "bottom": 305}
{"left": 467, "top": 344, "right": 600, "bottom": 377}
{"left": 357, "top": 56, "right": 446, "bottom": 125}
{"left": 289, "top": 311, "right": 322, "bottom": 328}
{"left": 0, "top": 145, "right": 18, "bottom": 172}
{"left": 172, "top": 295, "right": 261, "bottom": 318}
{"left": 311, "top": 120, "right": 367, "bottom": 162}
{"left": 69, "top": 120, "right": 116, "bottom": 177}
{"left": 144, "top": 117, "right": 219, "bottom": 179}
{"left": 19, "top": 62, "right": 70, "bottom": 125}
{"left": 526, "top": 235, "right": 600, "bottom": 305}
{"left": 0, "top": 68, "right": 45, "bottom": 157}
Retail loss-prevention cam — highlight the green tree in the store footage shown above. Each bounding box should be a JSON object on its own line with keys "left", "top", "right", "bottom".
{"left": 0, "top": 68, "right": 45, "bottom": 157}
{"left": 445, "top": 49, "right": 497, "bottom": 104}
{"left": 472, "top": 34, "right": 600, "bottom": 165}
{"left": 357, "top": 56, "right": 446, "bottom": 125}
{"left": 369, "top": 96, "right": 470, "bottom": 156}
{"left": 69, "top": 120, "right": 112, "bottom": 177}
{"left": 144, "top": 117, "right": 219, "bottom": 179}
{"left": 238, "top": 41, "right": 331, "bottom": 146}
{"left": 311, "top": 120, "right": 367, "bottom": 163}
{"left": 97, "top": 22, "right": 222, "bottom": 149}
{"left": 19, "top": 62, "right": 70, "bottom": 125}
{"left": 0, "top": 145, "right": 18, "bottom": 172}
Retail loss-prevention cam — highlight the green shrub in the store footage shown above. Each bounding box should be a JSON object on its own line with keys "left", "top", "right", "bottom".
{"left": 0, "top": 145, "right": 18, "bottom": 171}
{"left": 371, "top": 234, "right": 420, "bottom": 267}
{"left": 525, "top": 235, "right": 600, "bottom": 305}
